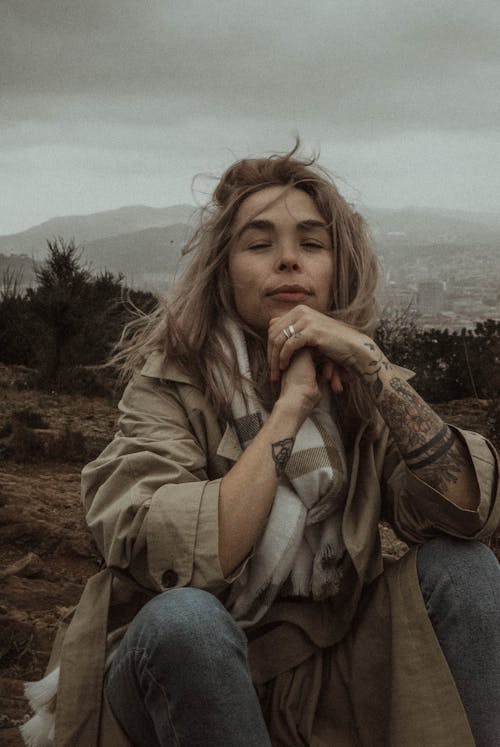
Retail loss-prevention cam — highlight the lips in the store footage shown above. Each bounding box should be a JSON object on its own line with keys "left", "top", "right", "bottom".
{"left": 268, "top": 285, "right": 312, "bottom": 296}
{"left": 267, "top": 284, "right": 313, "bottom": 302}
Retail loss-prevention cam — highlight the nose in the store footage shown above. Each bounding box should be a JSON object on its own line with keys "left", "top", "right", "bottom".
{"left": 276, "top": 241, "right": 301, "bottom": 271}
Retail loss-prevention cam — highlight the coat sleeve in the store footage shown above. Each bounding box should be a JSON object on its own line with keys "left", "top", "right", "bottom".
{"left": 81, "top": 372, "right": 237, "bottom": 595}
{"left": 381, "top": 425, "right": 500, "bottom": 544}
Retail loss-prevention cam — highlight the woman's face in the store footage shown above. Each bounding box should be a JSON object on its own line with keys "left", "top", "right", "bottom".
{"left": 228, "top": 186, "right": 334, "bottom": 332}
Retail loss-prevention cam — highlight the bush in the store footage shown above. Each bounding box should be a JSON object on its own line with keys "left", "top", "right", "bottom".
{"left": 0, "top": 238, "right": 157, "bottom": 391}
{"left": 376, "top": 315, "right": 500, "bottom": 403}
{"left": 11, "top": 408, "right": 49, "bottom": 429}
{"left": 49, "top": 426, "right": 87, "bottom": 462}
{"left": 0, "top": 269, "right": 33, "bottom": 365}
{"left": 7, "top": 421, "right": 88, "bottom": 463}
{"left": 62, "top": 367, "right": 114, "bottom": 397}
{"left": 8, "top": 421, "right": 46, "bottom": 462}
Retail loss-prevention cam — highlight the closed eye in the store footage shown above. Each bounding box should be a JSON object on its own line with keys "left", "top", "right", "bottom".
{"left": 302, "top": 241, "right": 324, "bottom": 249}
{"left": 247, "top": 242, "right": 271, "bottom": 250}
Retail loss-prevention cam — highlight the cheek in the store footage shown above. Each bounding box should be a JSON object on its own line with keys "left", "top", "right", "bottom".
{"left": 229, "top": 259, "right": 259, "bottom": 313}
{"left": 229, "top": 255, "right": 262, "bottom": 294}
{"left": 229, "top": 254, "right": 249, "bottom": 287}
{"left": 317, "top": 260, "right": 335, "bottom": 303}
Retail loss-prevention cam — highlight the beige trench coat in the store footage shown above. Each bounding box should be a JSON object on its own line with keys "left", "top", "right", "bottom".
{"left": 49, "top": 352, "right": 500, "bottom": 747}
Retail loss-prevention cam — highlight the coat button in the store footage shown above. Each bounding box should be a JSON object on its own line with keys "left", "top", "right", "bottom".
{"left": 162, "top": 569, "right": 178, "bottom": 588}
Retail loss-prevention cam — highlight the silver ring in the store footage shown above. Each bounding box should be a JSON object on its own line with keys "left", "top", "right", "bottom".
{"left": 282, "top": 324, "right": 296, "bottom": 339}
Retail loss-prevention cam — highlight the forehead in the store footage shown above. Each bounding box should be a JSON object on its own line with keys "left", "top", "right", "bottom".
{"left": 233, "top": 186, "right": 324, "bottom": 230}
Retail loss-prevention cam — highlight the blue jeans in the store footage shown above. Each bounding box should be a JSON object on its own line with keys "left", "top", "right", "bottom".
{"left": 105, "top": 538, "right": 499, "bottom": 746}
{"left": 416, "top": 537, "right": 500, "bottom": 746}
{"left": 105, "top": 585, "right": 271, "bottom": 746}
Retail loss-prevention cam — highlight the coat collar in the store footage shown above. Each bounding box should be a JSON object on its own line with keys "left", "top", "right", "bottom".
{"left": 140, "top": 350, "right": 193, "bottom": 384}
{"left": 216, "top": 423, "right": 242, "bottom": 462}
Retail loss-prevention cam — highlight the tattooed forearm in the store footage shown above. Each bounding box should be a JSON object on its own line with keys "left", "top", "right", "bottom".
{"left": 272, "top": 438, "right": 295, "bottom": 477}
{"left": 356, "top": 343, "right": 478, "bottom": 508}
{"left": 380, "top": 376, "right": 443, "bottom": 452}
{"left": 373, "top": 374, "right": 478, "bottom": 505}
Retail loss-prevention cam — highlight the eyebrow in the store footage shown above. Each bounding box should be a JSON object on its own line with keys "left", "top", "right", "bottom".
{"left": 236, "top": 218, "right": 328, "bottom": 239}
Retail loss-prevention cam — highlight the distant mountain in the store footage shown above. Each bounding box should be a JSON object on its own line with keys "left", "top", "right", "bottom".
{"left": 1, "top": 203, "right": 499, "bottom": 293}
{"left": 0, "top": 204, "right": 198, "bottom": 257}
{"left": 0, "top": 222, "right": 190, "bottom": 292}
{"left": 3, "top": 203, "right": 500, "bottom": 260}
{"left": 81, "top": 223, "right": 191, "bottom": 286}
{"left": 363, "top": 206, "right": 500, "bottom": 247}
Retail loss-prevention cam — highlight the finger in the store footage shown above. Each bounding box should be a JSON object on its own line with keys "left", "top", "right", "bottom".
{"left": 279, "top": 331, "right": 306, "bottom": 372}
{"left": 268, "top": 325, "right": 287, "bottom": 382}
{"left": 316, "top": 360, "right": 332, "bottom": 384}
{"left": 330, "top": 368, "right": 344, "bottom": 394}
{"left": 267, "top": 318, "right": 278, "bottom": 377}
{"left": 320, "top": 359, "right": 334, "bottom": 384}
{"left": 269, "top": 316, "right": 301, "bottom": 380}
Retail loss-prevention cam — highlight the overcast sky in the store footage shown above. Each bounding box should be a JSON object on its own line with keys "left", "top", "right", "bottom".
{"left": 1, "top": 0, "right": 499, "bottom": 234}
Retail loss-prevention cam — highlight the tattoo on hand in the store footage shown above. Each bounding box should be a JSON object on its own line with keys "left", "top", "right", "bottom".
{"left": 272, "top": 438, "right": 295, "bottom": 477}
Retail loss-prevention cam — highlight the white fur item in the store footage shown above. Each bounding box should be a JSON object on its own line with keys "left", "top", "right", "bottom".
{"left": 20, "top": 667, "right": 59, "bottom": 747}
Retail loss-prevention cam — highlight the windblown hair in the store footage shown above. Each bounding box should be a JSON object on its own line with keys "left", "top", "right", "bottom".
{"left": 112, "top": 143, "right": 380, "bottom": 428}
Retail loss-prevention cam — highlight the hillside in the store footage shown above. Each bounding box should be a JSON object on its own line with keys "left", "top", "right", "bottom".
{"left": 2, "top": 203, "right": 500, "bottom": 259}
{"left": 364, "top": 205, "right": 500, "bottom": 245}
{"left": 81, "top": 222, "right": 191, "bottom": 285}
{"left": 0, "top": 204, "right": 197, "bottom": 258}
{"left": 0, "top": 223, "right": 192, "bottom": 292}
{"left": 2, "top": 203, "right": 500, "bottom": 296}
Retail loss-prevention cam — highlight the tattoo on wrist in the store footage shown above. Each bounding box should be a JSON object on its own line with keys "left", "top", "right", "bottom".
{"left": 272, "top": 438, "right": 295, "bottom": 477}
{"left": 401, "top": 423, "right": 448, "bottom": 462}
{"left": 361, "top": 349, "right": 392, "bottom": 399}
{"left": 409, "top": 431, "right": 463, "bottom": 492}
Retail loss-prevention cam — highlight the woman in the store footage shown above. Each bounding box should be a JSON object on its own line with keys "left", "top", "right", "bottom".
{"left": 22, "top": 147, "right": 500, "bottom": 747}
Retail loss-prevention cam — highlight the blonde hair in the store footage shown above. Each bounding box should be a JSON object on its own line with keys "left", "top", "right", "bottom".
{"left": 112, "top": 143, "right": 380, "bottom": 428}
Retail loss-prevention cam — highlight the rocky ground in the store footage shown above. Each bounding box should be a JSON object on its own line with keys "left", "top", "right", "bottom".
{"left": 0, "top": 363, "right": 498, "bottom": 746}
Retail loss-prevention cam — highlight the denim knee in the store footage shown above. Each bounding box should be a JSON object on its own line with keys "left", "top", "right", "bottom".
{"left": 417, "top": 536, "right": 498, "bottom": 585}
{"left": 106, "top": 588, "right": 271, "bottom": 747}
{"left": 416, "top": 536, "right": 500, "bottom": 616}
{"left": 124, "top": 587, "right": 247, "bottom": 669}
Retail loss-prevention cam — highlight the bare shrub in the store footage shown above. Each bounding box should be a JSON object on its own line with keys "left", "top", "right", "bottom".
{"left": 11, "top": 408, "right": 49, "bottom": 429}
{"left": 9, "top": 421, "right": 45, "bottom": 462}
{"left": 7, "top": 421, "right": 87, "bottom": 463}
{"left": 49, "top": 426, "right": 87, "bottom": 462}
{"left": 61, "top": 365, "right": 115, "bottom": 398}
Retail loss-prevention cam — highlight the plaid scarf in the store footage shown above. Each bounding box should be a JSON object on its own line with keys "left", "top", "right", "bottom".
{"left": 221, "top": 320, "right": 348, "bottom": 628}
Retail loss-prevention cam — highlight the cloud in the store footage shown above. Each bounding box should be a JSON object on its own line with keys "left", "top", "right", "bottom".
{"left": 2, "top": 0, "right": 499, "bottom": 134}
{"left": 1, "top": 0, "right": 499, "bottom": 231}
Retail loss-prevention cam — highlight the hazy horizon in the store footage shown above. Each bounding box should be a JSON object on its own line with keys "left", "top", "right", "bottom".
{"left": 3, "top": 200, "right": 500, "bottom": 239}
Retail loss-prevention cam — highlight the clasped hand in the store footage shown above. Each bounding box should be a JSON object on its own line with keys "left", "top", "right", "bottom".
{"left": 267, "top": 305, "right": 376, "bottom": 396}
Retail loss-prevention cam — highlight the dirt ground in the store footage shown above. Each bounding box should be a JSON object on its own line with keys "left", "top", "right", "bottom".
{"left": 0, "top": 363, "right": 498, "bottom": 746}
